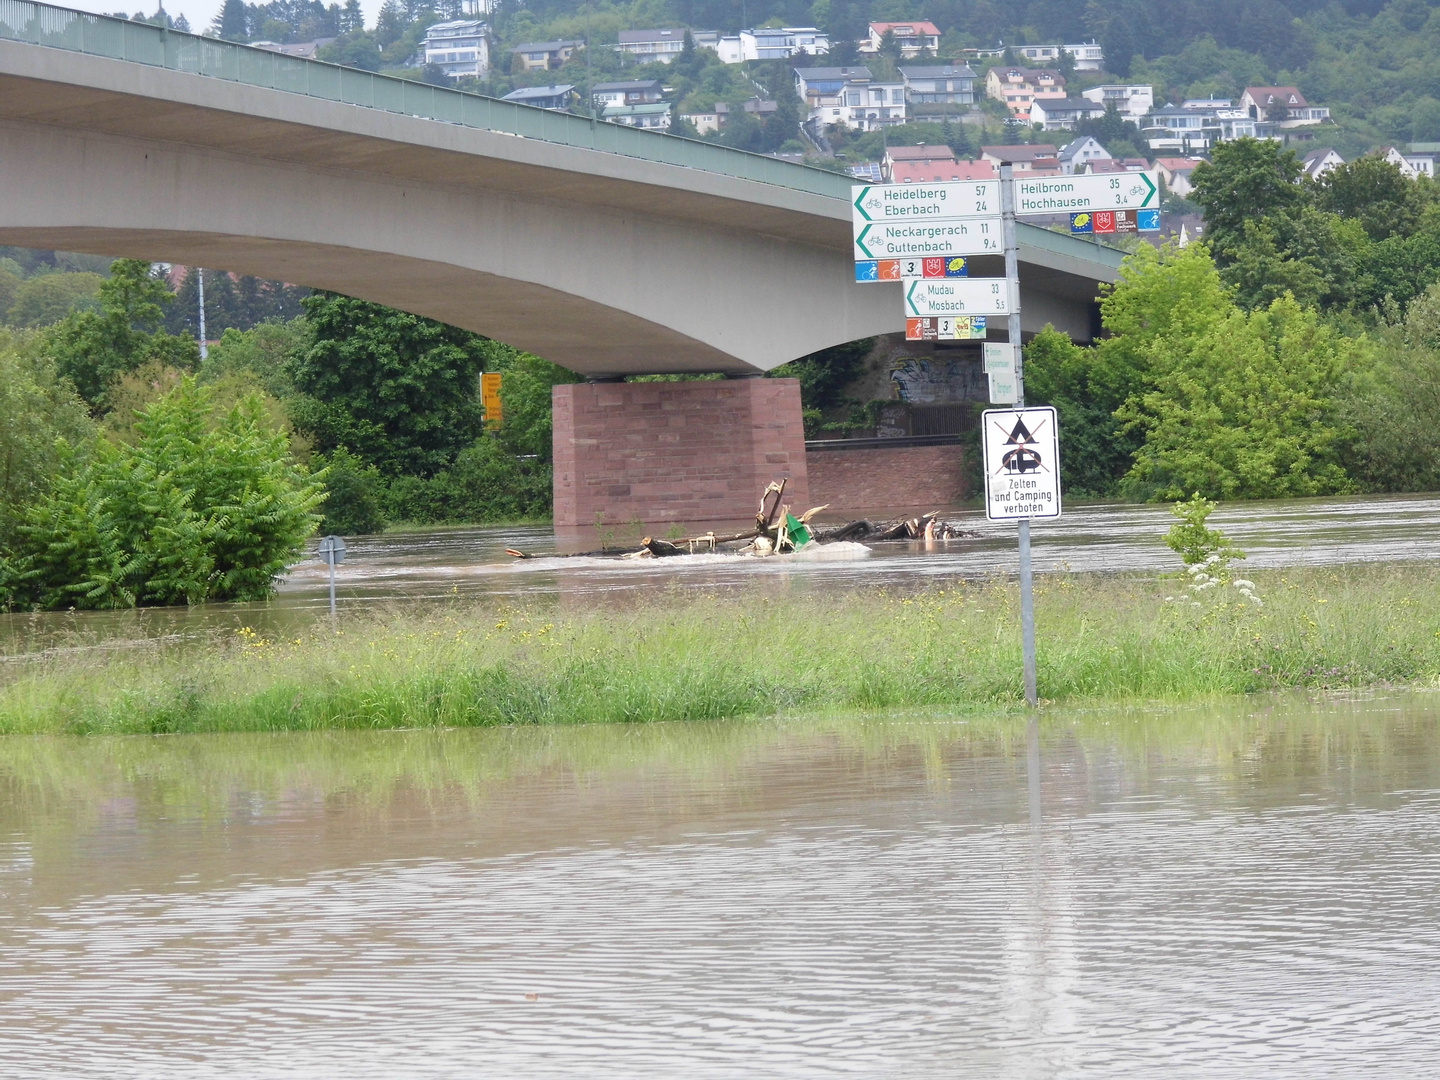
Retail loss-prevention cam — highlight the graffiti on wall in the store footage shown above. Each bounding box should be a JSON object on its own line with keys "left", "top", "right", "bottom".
{"left": 889, "top": 356, "right": 986, "bottom": 404}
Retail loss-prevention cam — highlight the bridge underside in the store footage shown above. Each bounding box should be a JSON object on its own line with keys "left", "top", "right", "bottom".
{"left": 0, "top": 34, "right": 1124, "bottom": 528}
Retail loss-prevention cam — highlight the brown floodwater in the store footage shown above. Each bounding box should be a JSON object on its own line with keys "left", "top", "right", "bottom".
{"left": 4, "top": 492, "right": 1440, "bottom": 659}
{"left": 1, "top": 693, "right": 1438, "bottom": 1076}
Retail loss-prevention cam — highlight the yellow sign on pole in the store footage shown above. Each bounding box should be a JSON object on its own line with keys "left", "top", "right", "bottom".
{"left": 481, "top": 372, "right": 503, "bottom": 427}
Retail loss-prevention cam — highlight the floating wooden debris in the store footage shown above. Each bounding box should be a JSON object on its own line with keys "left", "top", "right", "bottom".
{"left": 505, "top": 480, "right": 977, "bottom": 560}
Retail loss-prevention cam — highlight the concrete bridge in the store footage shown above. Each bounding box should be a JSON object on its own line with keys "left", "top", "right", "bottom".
{"left": 0, "top": 1, "right": 1125, "bottom": 528}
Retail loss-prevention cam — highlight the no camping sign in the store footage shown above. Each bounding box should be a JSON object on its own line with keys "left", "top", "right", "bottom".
{"left": 981, "top": 407, "right": 1062, "bottom": 521}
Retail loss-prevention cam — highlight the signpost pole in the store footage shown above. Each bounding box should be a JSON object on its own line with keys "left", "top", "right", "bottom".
{"left": 1001, "top": 162, "right": 1038, "bottom": 707}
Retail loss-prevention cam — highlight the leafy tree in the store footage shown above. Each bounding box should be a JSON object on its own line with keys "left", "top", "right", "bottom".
{"left": 318, "top": 32, "right": 383, "bottom": 71}
{"left": 1340, "top": 283, "right": 1440, "bottom": 492}
{"left": 1223, "top": 208, "right": 1369, "bottom": 311}
{"left": 1190, "top": 138, "right": 1305, "bottom": 264}
{"left": 1313, "top": 155, "right": 1433, "bottom": 241}
{"left": 767, "top": 338, "right": 874, "bottom": 412}
{"left": 290, "top": 293, "right": 490, "bottom": 477}
{"left": 0, "top": 330, "right": 96, "bottom": 546}
{"left": 6, "top": 272, "right": 105, "bottom": 328}
{"left": 0, "top": 262, "right": 24, "bottom": 321}
{"left": 213, "top": 0, "right": 248, "bottom": 41}
{"left": 493, "top": 353, "right": 582, "bottom": 462}
{"left": 42, "top": 260, "right": 198, "bottom": 408}
{"left": 1119, "top": 295, "right": 1357, "bottom": 500}
{"left": 1023, "top": 328, "right": 1141, "bottom": 496}
{"left": 315, "top": 446, "right": 387, "bottom": 534}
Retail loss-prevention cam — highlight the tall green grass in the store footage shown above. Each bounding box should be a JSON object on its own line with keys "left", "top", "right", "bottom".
{"left": 2, "top": 564, "right": 1438, "bottom": 736}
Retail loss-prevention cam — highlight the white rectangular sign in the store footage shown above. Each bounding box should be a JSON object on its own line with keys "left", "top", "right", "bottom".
{"left": 1014, "top": 172, "right": 1160, "bottom": 216}
{"left": 853, "top": 218, "right": 1003, "bottom": 259}
{"left": 903, "top": 277, "right": 1011, "bottom": 317}
{"left": 981, "top": 407, "right": 1061, "bottom": 521}
{"left": 852, "top": 181, "right": 1001, "bottom": 225}
{"left": 983, "top": 343, "right": 1019, "bottom": 404}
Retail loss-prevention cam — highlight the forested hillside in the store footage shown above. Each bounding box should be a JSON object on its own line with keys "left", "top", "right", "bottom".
{"left": 180, "top": 0, "right": 1440, "bottom": 156}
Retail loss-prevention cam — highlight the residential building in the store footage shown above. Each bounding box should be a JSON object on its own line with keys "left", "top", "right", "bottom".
{"left": 1005, "top": 42, "right": 1104, "bottom": 71}
{"left": 1240, "top": 87, "right": 1330, "bottom": 127}
{"left": 1080, "top": 84, "right": 1154, "bottom": 121}
{"left": 592, "top": 80, "right": 664, "bottom": 108}
{"left": 980, "top": 144, "right": 1060, "bottom": 173}
{"left": 511, "top": 39, "right": 582, "bottom": 72}
{"left": 601, "top": 102, "right": 672, "bottom": 130}
{"left": 501, "top": 84, "right": 576, "bottom": 110}
{"left": 615, "top": 28, "right": 689, "bottom": 63}
{"left": 882, "top": 143, "right": 955, "bottom": 180}
{"left": 421, "top": 20, "right": 490, "bottom": 79}
{"left": 1381, "top": 147, "right": 1435, "bottom": 178}
{"left": 1030, "top": 96, "right": 1107, "bottom": 130}
{"left": 1142, "top": 102, "right": 1256, "bottom": 152}
{"left": 680, "top": 96, "right": 776, "bottom": 134}
{"left": 734, "top": 27, "right": 828, "bottom": 61}
{"left": 681, "top": 108, "right": 722, "bottom": 134}
{"left": 899, "top": 65, "right": 976, "bottom": 108}
{"left": 252, "top": 38, "right": 335, "bottom": 59}
{"left": 795, "top": 66, "right": 906, "bottom": 131}
{"left": 892, "top": 158, "right": 996, "bottom": 182}
{"left": 862, "top": 21, "right": 941, "bottom": 58}
{"left": 1300, "top": 147, "right": 1343, "bottom": 179}
{"left": 1154, "top": 156, "right": 1205, "bottom": 196}
{"left": 1057, "top": 136, "right": 1110, "bottom": 175}
{"left": 984, "top": 67, "right": 1066, "bottom": 120}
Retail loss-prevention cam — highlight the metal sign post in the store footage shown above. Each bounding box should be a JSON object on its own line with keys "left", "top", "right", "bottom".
{"left": 318, "top": 534, "right": 346, "bottom": 617}
{"left": 1002, "top": 162, "right": 1036, "bottom": 707}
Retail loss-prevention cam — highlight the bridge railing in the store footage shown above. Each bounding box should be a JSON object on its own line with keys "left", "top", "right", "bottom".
{"left": 0, "top": 0, "right": 854, "bottom": 200}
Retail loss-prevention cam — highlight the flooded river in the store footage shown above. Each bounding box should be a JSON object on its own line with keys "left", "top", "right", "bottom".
{"left": 4, "top": 492, "right": 1440, "bottom": 657}
{"left": 2, "top": 693, "right": 1438, "bottom": 1076}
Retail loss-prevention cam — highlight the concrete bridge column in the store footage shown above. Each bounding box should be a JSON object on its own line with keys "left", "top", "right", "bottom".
{"left": 552, "top": 378, "right": 810, "bottom": 533}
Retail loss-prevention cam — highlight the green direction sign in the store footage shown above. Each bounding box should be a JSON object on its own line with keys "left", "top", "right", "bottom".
{"left": 1013, "top": 171, "right": 1158, "bottom": 216}
{"left": 905, "top": 277, "right": 1012, "bottom": 317}
{"left": 852, "top": 181, "right": 1001, "bottom": 224}
{"left": 853, "top": 217, "right": 1003, "bottom": 259}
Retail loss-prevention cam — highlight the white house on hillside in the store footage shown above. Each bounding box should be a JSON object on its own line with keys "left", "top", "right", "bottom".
{"left": 795, "top": 66, "right": 906, "bottom": 131}
{"left": 1080, "top": 84, "right": 1154, "bottom": 121}
{"left": 422, "top": 20, "right": 490, "bottom": 79}
{"left": 1009, "top": 43, "right": 1105, "bottom": 71}
{"left": 1030, "top": 96, "right": 1107, "bottom": 130}
{"left": 1301, "top": 147, "right": 1344, "bottom": 178}
{"left": 1057, "top": 136, "right": 1110, "bottom": 174}
{"left": 861, "top": 21, "right": 941, "bottom": 58}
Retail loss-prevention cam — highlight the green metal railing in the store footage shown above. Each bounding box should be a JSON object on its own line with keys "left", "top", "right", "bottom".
{"left": 0, "top": 0, "right": 853, "bottom": 199}
{"left": 0, "top": 0, "right": 1125, "bottom": 269}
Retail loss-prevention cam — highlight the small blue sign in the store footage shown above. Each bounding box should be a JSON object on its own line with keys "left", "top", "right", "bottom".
{"left": 1069, "top": 212, "right": 1094, "bottom": 234}
{"left": 1136, "top": 209, "right": 1161, "bottom": 232}
{"left": 972, "top": 317, "right": 987, "bottom": 336}
{"left": 855, "top": 261, "right": 878, "bottom": 282}
{"left": 944, "top": 257, "right": 968, "bottom": 278}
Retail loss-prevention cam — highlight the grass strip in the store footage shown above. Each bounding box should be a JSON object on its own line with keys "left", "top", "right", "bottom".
{"left": 1, "top": 563, "right": 1437, "bottom": 736}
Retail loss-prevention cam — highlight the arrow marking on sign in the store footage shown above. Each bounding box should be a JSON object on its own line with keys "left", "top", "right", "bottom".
{"left": 856, "top": 224, "right": 874, "bottom": 258}
{"left": 854, "top": 186, "right": 873, "bottom": 222}
{"left": 1140, "top": 172, "right": 1156, "bottom": 207}
{"left": 906, "top": 279, "right": 918, "bottom": 314}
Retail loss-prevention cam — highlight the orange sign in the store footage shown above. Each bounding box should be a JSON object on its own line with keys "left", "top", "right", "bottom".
{"left": 481, "top": 372, "right": 503, "bottom": 427}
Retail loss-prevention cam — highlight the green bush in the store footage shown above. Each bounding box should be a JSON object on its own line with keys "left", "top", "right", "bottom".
{"left": 2, "top": 377, "right": 324, "bottom": 609}
{"left": 316, "top": 447, "right": 387, "bottom": 536}
{"left": 383, "top": 436, "right": 551, "bottom": 524}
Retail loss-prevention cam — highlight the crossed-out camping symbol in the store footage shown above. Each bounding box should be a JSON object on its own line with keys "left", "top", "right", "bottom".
{"left": 992, "top": 413, "right": 1050, "bottom": 475}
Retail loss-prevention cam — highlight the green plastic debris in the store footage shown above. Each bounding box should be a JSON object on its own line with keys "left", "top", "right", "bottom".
{"left": 785, "top": 513, "right": 813, "bottom": 548}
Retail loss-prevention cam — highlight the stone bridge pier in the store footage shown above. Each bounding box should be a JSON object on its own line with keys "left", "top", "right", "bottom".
{"left": 552, "top": 378, "right": 809, "bottom": 534}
